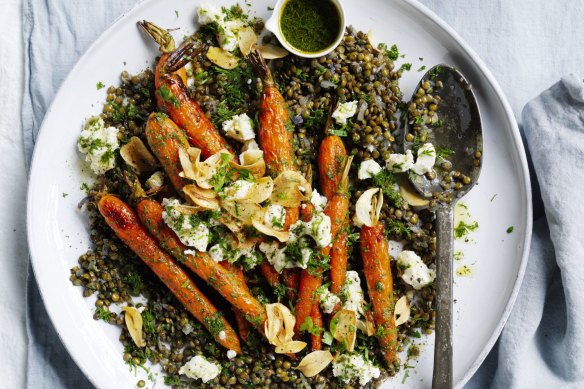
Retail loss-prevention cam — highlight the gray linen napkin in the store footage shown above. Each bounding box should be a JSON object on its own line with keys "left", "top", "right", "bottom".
{"left": 23, "top": 1, "right": 139, "bottom": 387}
{"left": 468, "top": 75, "right": 584, "bottom": 388}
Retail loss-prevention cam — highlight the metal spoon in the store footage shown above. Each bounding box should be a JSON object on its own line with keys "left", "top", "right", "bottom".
{"left": 403, "top": 65, "right": 483, "bottom": 389}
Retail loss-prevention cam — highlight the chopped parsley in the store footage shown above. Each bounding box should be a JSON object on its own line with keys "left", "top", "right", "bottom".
{"left": 400, "top": 63, "right": 412, "bottom": 72}
{"left": 386, "top": 219, "right": 411, "bottom": 239}
{"left": 437, "top": 147, "right": 455, "bottom": 159}
{"left": 96, "top": 81, "right": 105, "bottom": 90}
{"left": 305, "top": 108, "right": 325, "bottom": 128}
{"left": 158, "top": 85, "right": 180, "bottom": 108}
{"left": 379, "top": 43, "right": 400, "bottom": 60}
{"left": 62, "top": 193, "right": 68, "bottom": 198}
{"left": 490, "top": 193, "right": 498, "bottom": 202}
{"left": 418, "top": 65, "right": 427, "bottom": 72}
{"left": 142, "top": 310, "right": 156, "bottom": 334}
{"left": 273, "top": 283, "right": 287, "bottom": 302}
{"left": 209, "top": 153, "right": 235, "bottom": 192}
{"left": 299, "top": 317, "right": 321, "bottom": 336}
{"left": 372, "top": 170, "right": 403, "bottom": 207}
{"left": 506, "top": 226, "right": 514, "bottom": 234}
{"left": 95, "top": 306, "right": 111, "bottom": 321}
{"left": 454, "top": 220, "right": 479, "bottom": 238}
{"left": 174, "top": 10, "right": 179, "bottom": 18}
{"left": 203, "top": 312, "right": 226, "bottom": 336}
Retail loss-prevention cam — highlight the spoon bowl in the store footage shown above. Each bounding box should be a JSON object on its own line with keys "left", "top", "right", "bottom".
{"left": 404, "top": 65, "right": 483, "bottom": 389}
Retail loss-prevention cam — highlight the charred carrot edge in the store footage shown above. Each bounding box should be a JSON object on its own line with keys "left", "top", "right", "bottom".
{"left": 318, "top": 136, "right": 347, "bottom": 200}
{"left": 136, "top": 199, "right": 267, "bottom": 332}
{"left": 98, "top": 195, "right": 241, "bottom": 352}
{"left": 144, "top": 112, "right": 189, "bottom": 195}
{"left": 360, "top": 223, "right": 397, "bottom": 366}
{"left": 282, "top": 269, "right": 300, "bottom": 302}
{"left": 259, "top": 262, "right": 280, "bottom": 288}
{"left": 157, "top": 74, "right": 233, "bottom": 158}
{"left": 310, "top": 304, "right": 323, "bottom": 351}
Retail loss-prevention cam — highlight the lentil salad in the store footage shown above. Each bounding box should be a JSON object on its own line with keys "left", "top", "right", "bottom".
{"left": 68, "top": 3, "right": 473, "bottom": 388}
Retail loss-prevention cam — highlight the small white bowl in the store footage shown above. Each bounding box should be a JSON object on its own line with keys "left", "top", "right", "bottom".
{"left": 265, "top": 0, "right": 346, "bottom": 58}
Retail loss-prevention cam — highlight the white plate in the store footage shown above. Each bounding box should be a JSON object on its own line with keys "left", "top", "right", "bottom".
{"left": 27, "top": 0, "right": 532, "bottom": 388}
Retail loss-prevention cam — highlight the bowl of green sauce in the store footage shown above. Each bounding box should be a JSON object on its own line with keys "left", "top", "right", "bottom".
{"left": 265, "top": 0, "right": 346, "bottom": 58}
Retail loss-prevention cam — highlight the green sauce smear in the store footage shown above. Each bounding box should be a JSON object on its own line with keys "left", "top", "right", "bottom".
{"left": 280, "top": 0, "right": 341, "bottom": 53}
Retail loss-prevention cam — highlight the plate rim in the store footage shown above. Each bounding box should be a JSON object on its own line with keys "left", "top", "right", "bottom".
{"left": 26, "top": 0, "right": 533, "bottom": 387}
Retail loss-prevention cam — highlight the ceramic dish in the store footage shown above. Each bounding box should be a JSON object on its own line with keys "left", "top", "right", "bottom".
{"left": 26, "top": 0, "right": 532, "bottom": 387}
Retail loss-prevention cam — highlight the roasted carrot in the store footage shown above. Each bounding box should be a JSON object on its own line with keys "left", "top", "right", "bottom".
{"left": 156, "top": 73, "right": 233, "bottom": 158}
{"left": 144, "top": 112, "right": 189, "bottom": 195}
{"left": 221, "top": 262, "right": 252, "bottom": 342}
{"left": 282, "top": 268, "right": 300, "bottom": 302}
{"left": 137, "top": 20, "right": 188, "bottom": 87}
{"left": 98, "top": 195, "right": 241, "bottom": 352}
{"left": 259, "top": 262, "right": 280, "bottom": 288}
{"left": 360, "top": 222, "right": 397, "bottom": 366}
{"left": 310, "top": 304, "right": 323, "bottom": 351}
{"left": 136, "top": 199, "right": 267, "bottom": 331}
{"left": 318, "top": 136, "right": 347, "bottom": 200}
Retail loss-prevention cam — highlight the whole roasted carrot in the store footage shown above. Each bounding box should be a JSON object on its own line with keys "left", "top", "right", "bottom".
{"left": 360, "top": 218, "right": 397, "bottom": 367}
{"left": 249, "top": 49, "right": 300, "bottom": 286}
{"left": 98, "top": 195, "right": 241, "bottom": 352}
{"left": 221, "top": 261, "right": 252, "bottom": 342}
{"left": 144, "top": 112, "right": 189, "bottom": 195}
{"left": 137, "top": 20, "right": 188, "bottom": 87}
{"left": 136, "top": 199, "right": 267, "bottom": 331}
{"left": 282, "top": 269, "right": 300, "bottom": 302}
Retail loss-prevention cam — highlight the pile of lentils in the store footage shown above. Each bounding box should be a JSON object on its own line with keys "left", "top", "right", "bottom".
{"left": 70, "top": 26, "right": 437, "bottom": 388}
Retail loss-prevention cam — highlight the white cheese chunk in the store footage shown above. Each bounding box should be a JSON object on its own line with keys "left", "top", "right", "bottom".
{"left": 358, "top": 159, "right": 382, "bottom": 179}
{"left": 77, "top": 116, "right": 119, "bottom": 175}
{"left": 223, "top": 113, "right": 255, "bottom": 142}
{"left": 397, "top": 250, "right": 436, "bottom": 290}
{"left": 227, "top": 179, "right": 254, "bottom": 200}
{"left": 259, "top": 241, "right": 288, "bottom": 272}
{"left": 197, "top": 4, "right": 244, "bottom": 51}
{"left": 264, "top": 204, "right": 286, "bottom": 231}
{"left": 411, "top": 143, "right": 436, "bottom": 175}
{"left": 319, "top": 288, "right": 341, "bottom": 314}
{"left": 341, "top": 271, "right": 365, "bottom": 316}
{"left": 209, "top": 244, "right": 225, "bottom": 263}
{"left": 289, "top": 211, "right": 332, "bottom": 248}
{"left": 227, "top": 350, "right": 237, "bottom": 359}
{"left": 310, "top": 189, "right": 328, "bottom": 212}
{"left": 179, "top": 355, "right": 221, "bottom": 383}
{"left": 332, "top": 354, "right": 381, "bottom": 386}
{"left": 386, "top": 150, "right": 414, "bottom": 173}
{"left": 145, "top": 171, "right": 165, "bottom": 190}
{"left": 332, "top": 101, "right": 358, "bottom": 125}
{"left": 162, "top": 198, "right": 210, "bottom": 252}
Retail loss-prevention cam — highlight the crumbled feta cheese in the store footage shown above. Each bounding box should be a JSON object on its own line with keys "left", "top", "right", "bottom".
{"left": 342, "top": 271, "right": 365, "bottom": 315}
{"left": 145, "top": 171, "right": 165, "bottom": 190}
{"left": 332, "top": 101, "right": 358, "bottom": 125}
{"left": 259, "top": 241, "right": 289, "bottom": 272}
{"left": 289, "top": 211, "right": 332, "bottom": 248}
{"left": 182, "top": 321, "right": 194, "bottom": 335}
{"left": 227, "top": 179, "right": 254, "bottom": 200}
{"left": 218, "top": 331, "right": 226, "bottom": 340}
{"left": 358, "top": 159, "right": 383, "bottom": 179}
{"left": 179, "top": 355, "right": 221, "bottom": 383}
{"left": 227, "top": 350, "right": 237, "bottom": 359}
{"left": 300, "top": 247, "right": 313, "bottom": 268}
{"left": 197, "top": 4, "right": 245, "bottom": 51}
{"left": 209, "top": 244, "right": 225, "bottom": 262}
{"left": 397, "top": 250, "right": 436, "bottom": 290}
{"left": 162, "top": 198, "right": 210, "bottom": 252}
{"left": 184, "top": 249, "right": 197, "bottom": 256}
{"left": 77, "top": 116, "right": 119, "bottom": 175}
{"left": 223, "top": 113, "right": 255, "bottom": 142}
{"left": 319, "top": 288, "right": 341, "bottom": 314}
{"left": 386, "top": 150, "right": 414, "bottom": 173}
{"left": 310, "top": 189, "right": 328, "bottom": 212}
{"left": 411, "top": 143, "right": 436, "bottom": 175}
{"left": 332, "top": 354, "right": 380, "bottom": 386}
{"left": 264, "top": 204, "right": 286, "bottom": 231}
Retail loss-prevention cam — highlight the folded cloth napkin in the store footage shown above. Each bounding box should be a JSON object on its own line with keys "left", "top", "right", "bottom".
{"left": 23, "top": 1, "right": 139, "bottom": 387}
{"left": 467, "top": 75, "right": 584, "bottom": 388}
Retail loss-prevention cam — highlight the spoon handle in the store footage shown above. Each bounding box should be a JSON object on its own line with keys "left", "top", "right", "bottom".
{"left": 432, "top": 204, "right": 454, "bottom": 389}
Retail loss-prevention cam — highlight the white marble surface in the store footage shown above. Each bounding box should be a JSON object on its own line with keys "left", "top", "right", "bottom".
{"left": 1, "top": 0, "right": 584, "bottom": 387}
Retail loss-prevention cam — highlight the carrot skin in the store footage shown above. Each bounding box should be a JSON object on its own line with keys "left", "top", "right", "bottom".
{"left": 360, "top": 223, "right": 397, "bottom": 366}
{"left": 259, "top": 262, "right": 280, "bottom": 288}
{"left": 98, "top": 195, "right": 241, "bottom": 352}
{"left": 221, "top": 262, "right": 252, "bottom": 342}
{"left": 136, "top": 199, "right": 266, "bottom": 331}
{"left": 310, "top": 304, "right": 323, "bottom": 351}
{"left": 144, "top": 112, "right": 189, "bottom": 195}
{"left": 282, "top": 269, "right": 300, "bottom": 302}
{"left": 318, "top": 136, "right": 347, "bottom": 199}
{"left": 157, "top": 74, "right": 233, "bottom": 158}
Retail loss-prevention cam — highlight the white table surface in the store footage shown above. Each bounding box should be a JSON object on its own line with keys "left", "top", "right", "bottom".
{"left": 2, "top": 0, "right": 583, "bottom": 387}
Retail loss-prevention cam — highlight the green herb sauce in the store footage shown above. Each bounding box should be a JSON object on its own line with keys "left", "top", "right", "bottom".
{"left": 280, "top": 0, "right": 341, "bottom": 53}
